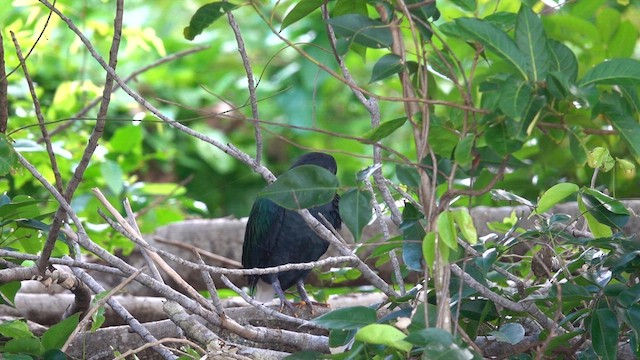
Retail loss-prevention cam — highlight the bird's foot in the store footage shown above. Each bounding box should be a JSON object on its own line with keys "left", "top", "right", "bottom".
{"left": 279, "top": 300, "right": 299, "bottom": 316}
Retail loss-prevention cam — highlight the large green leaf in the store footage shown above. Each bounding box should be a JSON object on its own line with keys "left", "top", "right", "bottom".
{"left": 363, "top": 116, "right": 407, "bottom": 142}
{"left": 533, "top": 182, "right": 579, "bottom": 214}
{"left": 41, "top": 313, "right": 80, "bottom": 351}
{"left": 0, "top": 281, "right": 21, "bottom": 307}
{"left": 183, "top": 2, "right": 238, "bottom": 40}
{"left": 617, "top": 283, "right": 640, "bottom": 308}
{"left": 401, "top": 203, "right": 426, "bottom": 271}
{"left": 281, "top": 0, "right": 324, "bottom": 30}
{"left": 515, "top": 5, "right": 549, "bottom": 81}
{"left": 455, "top": 17, "right": 529, "bottom": 79}
{"left": 590, "top": 308, "right": 619, "bottom": 360}
{"left": 259, "top": 165, "right": 339, "bottom": 210}
{"left": 451, "top": 208, "right": 477, "bottom": 245}
{"left": 311, "top": 306, "right": 376, "bottom": 329}
{"left": 547, "top": 40, "right": 578, "bottom": 82}
{"left": 485, "top": 122, "right": 523, "bottom": 156}
{"left": 498, "top": 79, "right": 533, "bottom": 121}
{"left": 339, "top": 188, "right": 372, "bottom": 242}
{"left": 579, "top": 58, "right": 640, "bottom": 86}
{"left": 369, "top": 53, "right": 404, "bottom": 83}
{"left": 580, "top": 188, "right": 630, "bottom": 230}
{"left": 437, "top": 210, "right": 457, "bottom": 250}
{"left": 489, "top": 323, "right": 525, "bottom": 345}
{"left": 325, "top": 14, "right": 392, "bottom": 49}
{"left": 599, "top": 92, "right": 640, "bottom": 159}
{"left": 355, "top": 324, "right": 412, "bottom": 352}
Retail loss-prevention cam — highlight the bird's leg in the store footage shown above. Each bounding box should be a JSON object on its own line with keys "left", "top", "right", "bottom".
{"left": 296, "top": 280, "right": 315, "bottom": 312}
{"left": 272, "top": 278, "right": 296, "bottom": 314}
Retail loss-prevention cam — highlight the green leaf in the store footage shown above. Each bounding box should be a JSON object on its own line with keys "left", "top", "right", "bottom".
{"left": 533, "top": 182, "right": 579, "bottom": 214}
{"left": 590, "top": 308, "right": 619, "bottom": 360}
{"left": 498, "top": 79, "right": 533, "bottom": 121}
{"left": 325, "top": 14, "right": 392, "bottom": 49}
{"left": 109, "top": 125, "right": 142, "bottom": 155}
{"left": 369, "top": 53, "right": 404, "bottom": 83}
{"left": 0, "top": 319, "right": 36, "bottom": 339}
{"left": 547, "top": 40, "right": 578, "bottom": 82}
{"left": 311, "top": 306, "right": 377, "bottom": 329}
{"left": 281, "top": 0, "right": 324, "bottom": 30}
{"left": 402, "top": 203, "right": 426, "bottom": 271}
{"left": 455, "top": 17, "right": 529, "bottom": 79}
{"left": 450, "top": 0, "right": 475, "bottom": 11}
{"left": 363, "top": 116, "right": 407, "bottom": 142}
{"left": 485, "top": 122, "right": 523, "bottom": 156}
{"left": 451, "top": 208, "right": 477, "bottom": 245}
{"left": 422, "top": 232, "right": 436, "bottom": 271}
{"left": 396, "top": 164, "right": 421, "bottom": 187}
{"left": 581, "top": 188, "right": 630, "bottom": 230}
{"left": 599, "top": 92, "right": 640, "bottom": 159}
{"left": 579, "top": 58, "right": 640, "bottom": 86}
{"left": 515, "top": 5, "right": 549, "bottom": 81}
{"left": 41, "top": 313, "right": 80, "bottom": 351}
{"left": 587, "top": 147, "right": 615, "bottom": 171}
{"left": 183, "top": 2, "right": 238, "bottom": 40}
{"left": 0, "top": 281, "right": 21, "bottom": 306}
{"left": 259, "top": 165, "right": 339, "bottom": 210}
{"left": 0, "top": 134, "right": 17, "bottom": 176}
{"left": 437, "top": 210, "right": 457, "bottom": 250}
{"left": 354, "top": 324, "right": 412, "bottom": 352}
{"left": 453, "top": 134, "right": 474, "bottom": 167}
{"left": 617, "top": 283, "right": 640, "bottom": 308}
{"left": 339, "top": 188, "right": 373, "bottom": 242}
{"left": 489, "top": 323, "right": 525, "bottom": 345}
{"left": 579, "top": 197, "right": 612, "bottom": 238}
{"left": 5, "top": 337, "right": 42, "bottom": 355}
{"left": 404, "top": 327, "right": 454, "bottom": 347}
{"left": 100, "top": 160, "right": 124, "bottom": 195}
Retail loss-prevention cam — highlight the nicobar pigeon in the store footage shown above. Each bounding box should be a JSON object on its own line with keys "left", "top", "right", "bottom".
{"left": 242, "top": 152, "right": 341, "bottom": 312}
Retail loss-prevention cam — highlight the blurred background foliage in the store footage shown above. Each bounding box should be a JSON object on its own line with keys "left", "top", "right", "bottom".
{"left": 1, "top": 0, "right": 639, "bottom": 255}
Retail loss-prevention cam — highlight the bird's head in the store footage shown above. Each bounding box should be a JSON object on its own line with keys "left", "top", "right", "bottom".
{"left": 290, "top": 152, "right": 337, "bottom": 174}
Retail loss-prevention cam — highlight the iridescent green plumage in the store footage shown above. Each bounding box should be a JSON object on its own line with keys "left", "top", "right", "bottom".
{"left": 242, "top": 152, "right": 341, "bottom": 311}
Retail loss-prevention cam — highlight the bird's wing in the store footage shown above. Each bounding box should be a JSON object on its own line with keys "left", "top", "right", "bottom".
{"left": 242, "top": 197, "right": 285, "bottom": 270}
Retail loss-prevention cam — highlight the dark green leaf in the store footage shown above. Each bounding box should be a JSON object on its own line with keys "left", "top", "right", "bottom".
{"left": 617, "top": 283, "right": 640, "bottom": 308}
{"left": 311, "top": 306, "right": 377, "bottom": 329}
{"left": 325, "top": 14, "right": 392, "bottom": 49}
{"left": 369, "top": 54, "right": 404, "bottom": 83}
{"left": 41, "top": 313, "right": 80, "bottom": 351}
{"left": 455, "top": 17, "right": 529, "bottom": 79}
{"left": 363, "top": 116, "right": 407, "bottom": 142}
{"left": 401, "top": 203, "right": 425, "bottom": 271}
{"left": 547, "top": 40, "right": 578, "bottom": 82}
{"left": 485, "top": 122, "right": 523, "bottom": 156}
{"left": 453, "top": 134, "right": 474, "bottom": 167}
{"left": 590, "top": 308, "right": 619, "bottom": 360}
{"left": 581, "top": 188, "right": 630, "bottom": 230}
{"left": 283, "top": 351, "right": 326, "bottom": 360}
{"left": 405, "top": 327, "right": 453, "bottom": 347}
{"left": 339, "top": 188, "right": 373, "bottom": 242}
{"left": 259, "top": 165, "right": 339, "bottom": 210}
{"left": 599, "top": 92, "right": 640, "bottom": 159}
{"left": 0, "top": 134, "right": 17, "bottom": 176}
{"left": 281, "top": 0, "right": 324, "bottom": 30}
{"left": 0, "top": 196, "right": 40, "bottom": 221}
{"left": 0, "top": 281, "right": 21, "bottom": 307}
{"left": 515, "top": 5, "right": 549, "bottom": 81}
{"left": 396, "top": 164, "right": 421, "bottom": 187}
{"left": 498, "top": 80, "right": 533, "bottom": 121}
{"left": 183, "top": 2, "right": 238, "bottom": 40}
{"left": 43, "top": 349, "right": 67, "bottom": 360}
{"left": 459, "top": 299, "right": 500, "bottom": 321}
{"left": 579, "top": 58, "right": 640, "bottom": 86}
{"left": 489, "top": 323, "right": 525, "bottom": 345}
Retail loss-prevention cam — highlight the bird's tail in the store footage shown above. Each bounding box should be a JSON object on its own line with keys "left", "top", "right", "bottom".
{"left": 255, "top": 281, "right": 276, "bottom": 303}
